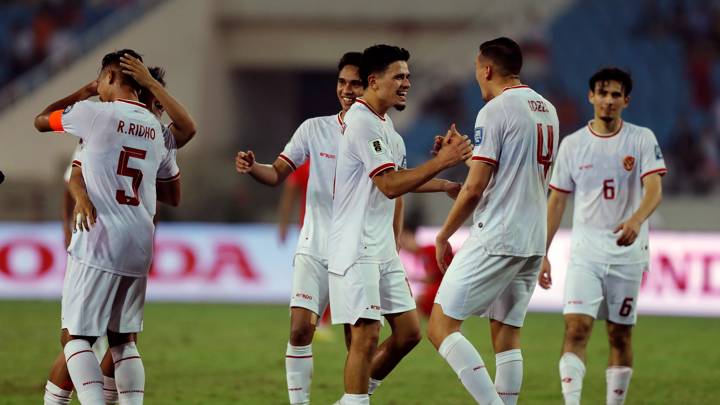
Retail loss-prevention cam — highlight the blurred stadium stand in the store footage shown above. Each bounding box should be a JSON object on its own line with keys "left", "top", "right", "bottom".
{"left": 0, "top": 0, "right": 718, "bottom": 230}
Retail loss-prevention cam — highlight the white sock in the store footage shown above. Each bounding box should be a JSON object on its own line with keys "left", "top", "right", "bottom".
{"left": 44, "top": 381, "right": 72, "bottom": 405}
{"left": 438, "top": 332, "right": 504, "bottom": 405}
{"left": 606, "top": 366, "right": 633, "bottom": 405}
{"left": 340, "top": 393, "right": 370, "bottom": 404}
{"left": 559, "top": 352, "right": 585, "bottom": 405}
{"left": 286, "top": 343, "right": 313, "bottom": 405}
{"left": 495, "top": 349, "right": 523, "bottom": 405}
{"left": 368, "top": 377, "right": 382, "bottom": 395}
{"left": 110, "top": 342, "right": 145, "bottom": 405}
{"left": 64, "top": 339, "right": 105, "bottom": 404}
{"left": 103, "top": 375, "right": 119, "bottom": 404}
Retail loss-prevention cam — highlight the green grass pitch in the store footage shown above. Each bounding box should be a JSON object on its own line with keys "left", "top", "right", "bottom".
{"left": 1, "top": 301, "right": 718, "bottom": 404}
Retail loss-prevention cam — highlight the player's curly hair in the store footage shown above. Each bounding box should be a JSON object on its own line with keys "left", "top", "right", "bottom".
{"left": 479, "top": 37, "right": 523, "bottom": 77}
{"left": 100, "top": 49, "right": 143, "bottom": 93}
{"left": 589, "top": 67, "right": 633, "bottom": 96}
{"left": 360, "top": 45, "right": 410, "bottom": 88}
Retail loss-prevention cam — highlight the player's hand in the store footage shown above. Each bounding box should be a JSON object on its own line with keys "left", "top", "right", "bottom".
{"left": 430, "top": 135, "right": 443, "bottom": 156}
{"left": 614, "top": 218, "right": 641, "bottom": 246}
{"left": 120, "top": 54, "right": 155, "bottom": 88}
{"left": 235, "top": 150, "right": 255, "bottom": 174}
{"left": 435, "top": 235, "right": 453, "bottom": 274}
{"left": 538, "top": 256, "right": 552, "bottom": 289}
{"left": 443, "top": 180, "right": 462, "bottom": 199}
{"left": 72, "top": 195, "right": 96, "bottom": 232}
{"left": 436, "top": 124, "right": 473, "bottom": 168}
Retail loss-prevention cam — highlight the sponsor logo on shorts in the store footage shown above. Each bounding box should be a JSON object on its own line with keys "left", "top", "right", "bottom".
{"left": 295, "top": 292, "right": 313, "bottom": 301}
{"left": 567, "top": 300, "right": 583, "bottom": 305}
{"left": 368, "top": 304, "right": 381, "bottom": 311}
{"left": 562, "top": 377, "right": 573, "bottom": 383}
{"left": 579, "top": 163, "right": 593, "bottom": 170}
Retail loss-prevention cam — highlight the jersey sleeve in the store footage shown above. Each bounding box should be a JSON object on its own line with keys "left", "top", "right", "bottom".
{"left": 279, "top": 120, "right": 312, "bottom": 171}
{"left": 162, "top": 124, "right": 178, "bottom": 151}
{"left": 549, "top": 138, "right": 574, "bottom": 193}
{"left": 350, "top": 118, "right": 396, "bottom": 178}
{"left": 639, "top": 129, "right": 667, "bottom": 180}
{"left": 157, "top": 146, "right": 180, "bottom": 183}
{"left": 395, "top": 135, "right": 407, "bottom": 170}
{"left": 471, "top": 103, "right": 505, "bottom": 166}
{"left": 52, "top": 100, "right": 103, "bottom": 142}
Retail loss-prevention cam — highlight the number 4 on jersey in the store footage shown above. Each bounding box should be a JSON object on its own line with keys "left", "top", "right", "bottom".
{"left": 536, "top": 123, "right": 555, "bottom": 179}
{"left": 116, "top": 146, "right": 146, "bottom": 206}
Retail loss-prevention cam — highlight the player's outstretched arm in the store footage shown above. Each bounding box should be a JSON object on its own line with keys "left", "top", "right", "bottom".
{"left": 539, "top": 190, "right": 570, "bottom": 289}
{"left": 120, "top": 54, "right": 197, "bottom": 148}
{"left": 34, "top": 81, "right": 98, "bottom": 132}
{"left": 68, "top": 166, "right": 96, "bottom": 232}
{"left": 614, "top": 173, "right": 663, "bottom": 246}
{"left": 373, "top": 131, "right": 472, "bottom": 199}
{"left": 277, "top": 181, "right": 301, "bottom": 244}
{"left": 157, "top": 178, "right": 181, "bottom": 207}
{"left": 434, "top": 160, "right": 494, "bottom": 272}
{"left": 413, "top": 178, "right": 462, "bottom": 199}
{"left": 235, "top": 151, "right": 293, "bottom": 187}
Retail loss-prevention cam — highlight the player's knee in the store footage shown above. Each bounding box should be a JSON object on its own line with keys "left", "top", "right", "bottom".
{"left": 607, "top": 326, "right": 632, "bottom": 350}
{"left": 289, "top": 323, "right": 315, "bottom": 346}
{"left": 565, "top": 322, "right": 591, "bottom": 345}
{"left": 396, "top": 328, "right": 422, "bottom": 352}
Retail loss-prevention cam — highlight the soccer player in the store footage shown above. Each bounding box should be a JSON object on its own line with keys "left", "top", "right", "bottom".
{"left": 35, "top": 49, "right": 181, "bottom": 405}
{"left": 328, "top": 44, "right": 472, "bottom": 405}
{"left": 235, "top": 52, "right": 365, "bottom": 405}
{"left": 538, "top": 67, "right": 665, "bottom": 405}
{"left": 45, "top": 59, "right": 196, "bottom": 405}
{"left": 427, "top": 37, "right": 559, "bottom": 405}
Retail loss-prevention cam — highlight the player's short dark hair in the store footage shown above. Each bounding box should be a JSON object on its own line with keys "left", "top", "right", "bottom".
{"left": 100, "top": 49, "right": 143, "bottom": 92}
{"left": 589, "top": 67, "right": 633, "bottom": 96}
{"left": 360, "top": 44, "right": 410, "bottom": 88}
{"left": 479, "top": 37, "right": 523, "bottom": 77}
{"left": 338, "top": 52, "right": 363, "bottom": 72}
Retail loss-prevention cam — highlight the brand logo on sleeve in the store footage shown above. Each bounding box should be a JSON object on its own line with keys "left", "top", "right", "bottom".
{"left": 623, "top": 156, "right": 635, "bottom": 171}
{"left": 654, "top": 145, "right": 663, "bottom": 160}
{"left": 474, "top": 127, "right": 484, "bottom": 144}
{"left": 369, "top": 138, "right": 385, "bottom": 155}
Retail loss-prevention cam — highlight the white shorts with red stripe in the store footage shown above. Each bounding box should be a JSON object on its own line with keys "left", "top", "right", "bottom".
{"left": 61, "top": 255, "right": 147, "bottom": 336}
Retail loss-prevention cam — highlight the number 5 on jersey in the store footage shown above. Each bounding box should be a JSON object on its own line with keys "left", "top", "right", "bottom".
{"left": 116, "top": 146, "right": 146, "bottom": 206}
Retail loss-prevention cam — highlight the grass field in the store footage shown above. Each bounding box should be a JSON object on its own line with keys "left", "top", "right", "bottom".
{"left": 1, "top": 301, "right": 718, "bottom": 404}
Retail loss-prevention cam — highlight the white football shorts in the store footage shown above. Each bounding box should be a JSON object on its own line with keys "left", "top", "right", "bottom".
{"left": 435, "top": 239, "right": 543, "bottom": 327}
{"left": 61, "top": 255, "right": 147, "bottom": 336}
{"left": 563, "top": 256, "right": 646, "bottom": 325}
{"left": 289, "top": 254, "right": 329, "bottom": 317}
{"left": 328, "top": 256, "right": 416, "bottom": 325}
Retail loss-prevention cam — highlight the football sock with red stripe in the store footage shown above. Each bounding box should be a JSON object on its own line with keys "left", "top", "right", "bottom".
{"left": 606, "top": 366, "right": 632, "bottom": 405}
{"left": 103, "top": 375, "right": 119, "bottom": 404}
{"left": 64, "top": 339, "right": 105, "bottom": 404}
{"left": 286, "top": 343, "right": 312, "bottom": 405}
{"left": 111, "top": 342, "right": 145, "bottom": 405}
{"left": 495, "top": 349, "right": 523, "bottom": 405}
{"left": 438, "top": 332, "right": 504, "bottom": 405}
{"left": 43, "top": 380, "right": 72, "bottom": 405}
{"left": 559, "top": 352, "right": 585, "bottom": 405}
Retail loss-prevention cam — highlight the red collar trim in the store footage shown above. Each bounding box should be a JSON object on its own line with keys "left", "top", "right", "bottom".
{"left": 355, "top": 98, "right": 386, "bottom": 121}
{"left": 117, "top": 99, "right": 146, "bottom": 108}
{"left": 337, "top": 112, "right": 344, "bottom": 126}
{"left": 587, "top": 120, "right": 623, "bottom": 138}
{"left": 502, "top": 85, "right": 529, "bottom": 92}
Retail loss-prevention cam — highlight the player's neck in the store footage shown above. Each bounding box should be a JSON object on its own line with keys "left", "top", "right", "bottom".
{"left": 590, "top": 118, "right": 621, "bottom": 135}
{"left": 488, "top": 78, "right": 522, "bottom": 100}
{"left": 361, "top": 92, "right": 389, "bottom": 116}
{"left": 109, "top": 87, "right": 140, "bottom": 103}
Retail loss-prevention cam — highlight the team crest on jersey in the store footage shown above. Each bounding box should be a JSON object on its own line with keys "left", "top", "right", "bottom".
{"left": 369, "top": 138, "right": 385, "bottom": 155}
{"left": 654, "top": 145, "right": 663, "bottom": 160}
{"left": 63, "top": 105, "right": 73, "bottom": 114}
{"left": 474, "top": 127, "right": 484, "bottom": 144}
{"left": 623, "top": 155, "right": 636, "bottom": 171}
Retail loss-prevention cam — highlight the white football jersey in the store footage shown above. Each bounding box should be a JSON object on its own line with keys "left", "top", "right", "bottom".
{"left": 278, "top": 113, "right": 344, "bottom": 259}
{"left": 470, "top": 85, "right": 559, "bottom": 256}
{"left": 53, "top": 99, "right": 179, "bottom": 276}
{"left": 550, "top": 121, "right": 667, "bottom": 264}
{"left": 328, "top": 99, "right": 407, "bottom": 275}
{"left": 63, "top": 142, "right": 83, "bottom": 183}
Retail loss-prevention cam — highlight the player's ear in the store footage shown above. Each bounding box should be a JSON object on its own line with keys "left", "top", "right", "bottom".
{"left": 587, "top": 90, "right": 594, "bottom": 105}
{"left": 368, "top": 73, "right": 377, "bottom": 90}
{"left": 623, "top": 95, "right": 630, "bottom": 108}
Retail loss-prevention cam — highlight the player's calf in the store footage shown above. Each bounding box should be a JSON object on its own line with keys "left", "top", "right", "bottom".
{"left": 562, "top": 314, "right": 594, "bottom": 357}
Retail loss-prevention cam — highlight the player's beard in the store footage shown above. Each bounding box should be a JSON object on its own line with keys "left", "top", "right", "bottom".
{"left": 600, "top": 116, "right": 614, "bottom": 123}
{"left": 394, "top": 104, "right": 406, "bottom": 111}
